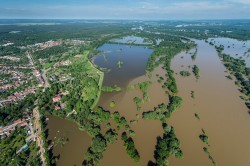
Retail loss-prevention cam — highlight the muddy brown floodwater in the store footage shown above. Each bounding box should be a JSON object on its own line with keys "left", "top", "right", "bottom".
{"left": 46, "top": 116, "right": 91, "bottom": 166}
{"left": 47, "top": 39, "right": 250, "bottom": 166}
{"left": 96, "top": 44, "right": 167, "bottom": 166}
{"left": 169, "top": 39, "right": 250, "bottom": 166}
{"left": 98, "top": 68, "right": 167, "bottom": 166}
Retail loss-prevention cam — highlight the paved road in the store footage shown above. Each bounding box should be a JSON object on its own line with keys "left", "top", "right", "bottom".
{"left": 67, "top": 109, "right": 77, "bottom": 117}
{"left": 33, "top": 107, "right": 46, "bottom": 166}
{"left": 26, "top": 51, "right": 34, "bottom": 66}
{"left": 26, "top": 51, "right": 50, "bottom": 87}
{"left": 42, "top": 68, "right": 50, "bottom": 88}
{"left": 25, "top": 51, "right": 48, "bottom": 165}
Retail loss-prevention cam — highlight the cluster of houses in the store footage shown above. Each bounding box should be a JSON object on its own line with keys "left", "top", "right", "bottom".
{"left": 25, "top": 39, "right": 87, "bottom": 51}
{"left": 1, "top": 42, "right": 14, "bottom": 47}
{"left": 52, "top": 90, "right": 68, "bottom": 111}
{"left": 0, "top": 68, "right": 32, "bottom": 91}
{"left": 29, "top": 40, "right": 63, "bottom": 51}
{"left": 0, "top": 56, "right": 20, "bottom": 61}
{"left": 33, "top": 69, "right": 45, "bottom": 85}
{"left": 48, "top": 73, "right": 72, "bottom": 83}
{"left": 23, "top": 39, "right": 88, "bottom": 51}
{"left": 0, "top": 87, "right": 36, "bottom": 106}
{"left": 53, "top": 94, "right": 62, "bottom": 110}
{"left": 64, "top": 39, "right": 86, "bottom": 46}
{"left": 0, "top": 69, "right": 25, "bottom": 80}
{"left": 0, "top": 116, "right": 32, "bottom": 140}
{"left": 0, "top": 62, "right": 40, "bottom": 106}
{"left": 54, "top": 60, "right": 71, "bottom": 67}
{"left": 0, "top": 80, "right": 24, "bottom": 91}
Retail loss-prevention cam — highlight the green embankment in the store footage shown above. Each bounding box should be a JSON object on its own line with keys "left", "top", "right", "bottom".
{"left": 77, "top": 50, "right": 104, "bottom": 109}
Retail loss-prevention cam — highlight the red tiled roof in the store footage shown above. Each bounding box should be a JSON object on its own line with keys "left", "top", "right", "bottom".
{"left": 54, "top": 105, "right": 60, "bottom": 110}
{"left": 15, "top": 94, "right": 21, "bottom": 97}
{"left": 53, "top": 94, "right": 61, "bottom": 102}
{"left": 20, "top": 122, "right": 28, "bottom": 127}
{"left": 14, "top": 119, "right": 22, "bottom": 124}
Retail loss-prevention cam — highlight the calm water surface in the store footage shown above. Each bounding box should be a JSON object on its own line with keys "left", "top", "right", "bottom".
{"left": 111, "top": 36, "right": 152, "bottom": 45}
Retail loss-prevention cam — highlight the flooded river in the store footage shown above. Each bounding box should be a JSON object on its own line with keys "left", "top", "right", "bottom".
{"left": 47, "top": 38, "right": 250, "bottom": 166}
{"left": 169, "top": 39, "right": 250, "bottom": 166}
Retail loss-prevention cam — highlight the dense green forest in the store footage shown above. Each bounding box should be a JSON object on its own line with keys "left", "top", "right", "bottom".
{"left": 0, "top": 22, "right": 131, "bottom": 46}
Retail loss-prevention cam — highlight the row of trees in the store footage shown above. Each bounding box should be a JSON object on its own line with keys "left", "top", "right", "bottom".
{"left": 143, "top": 96, "right": 183, "bottom": 122}
{"left": 215, "top": 45, "right": 250, "bottom": 110}
{"left": 137, "top": 81, "right": 152, "bottom": 101}
{"left": 101, "top": 85, "right": 121, "bottom": 93}
{"left": 162, "top": 71, "right": 178, "bottom": 94}
{"left": 143, "top": 103, "right": 169, "bottom": 121}
{"left": 199, "top": 129, "right": 217, "bottom": 166}
{"left": 191, "top": 48, "right": 198, "bottom": 61}
{"left": 121, "top": 132, "right": 140, "bottom": 162}
{"left": 192, "top": 65, "right": 200, "bottom": 79}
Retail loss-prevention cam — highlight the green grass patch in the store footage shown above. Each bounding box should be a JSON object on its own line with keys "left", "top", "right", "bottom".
{"left": 44, "top": 62, "right": 54, "bottom": 69}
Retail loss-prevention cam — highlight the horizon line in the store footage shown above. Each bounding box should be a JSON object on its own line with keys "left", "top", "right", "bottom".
{"left": 0, "top": 18, "right": 250, "bottom": 21}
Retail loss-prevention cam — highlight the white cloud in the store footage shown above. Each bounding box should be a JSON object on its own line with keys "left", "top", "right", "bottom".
{"left": 170, "top": 1, "right": 231, "bottom": 10}
{"left": 230, "top": 0, "right": 250, "bottom": 4}
{"left": 0, "top": 1, "right": 249, "bottom": 19}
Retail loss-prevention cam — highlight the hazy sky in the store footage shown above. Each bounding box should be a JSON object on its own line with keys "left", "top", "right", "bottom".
{"left": 0, "top": 0, "right": 250, "bottom": 19}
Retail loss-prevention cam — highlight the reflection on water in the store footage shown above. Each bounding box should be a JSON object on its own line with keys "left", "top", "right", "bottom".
{"left": 208, "top": 38, "right": 250, "bottom": 67}
{"left": 95, "top": 44, "right": 153, "bottom": 87}
{"left": 111, "top": 36, "right": 153, "bottom": 45}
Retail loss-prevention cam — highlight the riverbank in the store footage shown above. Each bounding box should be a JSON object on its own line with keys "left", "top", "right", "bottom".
{"left": 86, "top": 50, "right": 105, "bottom": 109}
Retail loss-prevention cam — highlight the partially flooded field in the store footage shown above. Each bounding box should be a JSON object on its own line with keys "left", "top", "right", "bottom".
{"left": 111, "top": 36, "right": 153, "bottom": 45}
{"left": 47, "top": 37, "right": 250, "bottom": 166}
{"left": 208, "top": 38, "right": 250, "bottom": 67}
